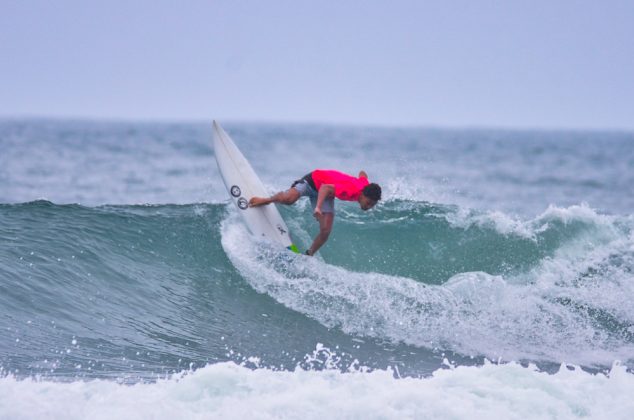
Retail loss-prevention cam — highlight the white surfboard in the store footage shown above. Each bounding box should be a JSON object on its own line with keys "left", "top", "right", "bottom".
{"left": 213, "top": 120, "right": 299, "bottom": 253}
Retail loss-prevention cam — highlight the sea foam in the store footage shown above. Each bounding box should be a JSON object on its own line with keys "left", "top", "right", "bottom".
{"left": 221, "top": 205, "right": 634, "bottom": 367}
{"left": 1, "top": 361, "right": 632, "bottom": 420}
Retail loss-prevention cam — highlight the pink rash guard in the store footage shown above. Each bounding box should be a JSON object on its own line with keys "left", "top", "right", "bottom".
{"left": 311, "top": 170, "right": 369, "bottom": 201}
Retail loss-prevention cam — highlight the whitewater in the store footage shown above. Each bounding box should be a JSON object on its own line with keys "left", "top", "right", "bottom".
{"left": 1, "top": 119, "right": 633, "bottom": 419}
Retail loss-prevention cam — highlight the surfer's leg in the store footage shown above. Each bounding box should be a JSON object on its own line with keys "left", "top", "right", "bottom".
{"left": 272, "top": 188, "right": 301, "bottom": 205}
{"left": 307, "top": 212, "right": 334, "bottom": 256}
{"left": 249, "top": 188, "right": 301, "bottom": 207}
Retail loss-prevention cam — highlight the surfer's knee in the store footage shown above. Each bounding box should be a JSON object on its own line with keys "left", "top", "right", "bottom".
{"left": 280, "top": 189, "right": 300, "bottom": 205}
{"left": 319, "top": 225, "right": 332, "bottom": 239}
{"left": 318, "top": 213, "right": 334, "bottom": 237}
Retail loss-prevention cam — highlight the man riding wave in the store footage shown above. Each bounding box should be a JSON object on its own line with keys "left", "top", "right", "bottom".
{"left": 249, "top": 169, "right": 382, "bottom": 256}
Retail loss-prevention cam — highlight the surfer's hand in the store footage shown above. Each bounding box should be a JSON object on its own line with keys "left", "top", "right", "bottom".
{"left": 313, "top": 207, "right": 322, "bottom": 219}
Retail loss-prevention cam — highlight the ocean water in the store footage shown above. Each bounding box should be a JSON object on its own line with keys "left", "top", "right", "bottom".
{"left": 1, "top": 119, "right": 633, "bottom": 419}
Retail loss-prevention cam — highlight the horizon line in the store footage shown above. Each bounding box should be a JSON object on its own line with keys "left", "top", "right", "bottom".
{"left": 1, "top": 113, "right": 633, "bottom": 135}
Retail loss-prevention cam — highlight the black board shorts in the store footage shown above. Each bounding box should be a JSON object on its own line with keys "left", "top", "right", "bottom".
{"left": 290, "top": 172, "right": 335, "bottom": 214}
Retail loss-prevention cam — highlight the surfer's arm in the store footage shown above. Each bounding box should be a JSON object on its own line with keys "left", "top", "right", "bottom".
{"left": 314, "top": 184, "right": 334, "bottom": 215}
{"left": 358, "top": 170, "right": 368, "bottom": 179}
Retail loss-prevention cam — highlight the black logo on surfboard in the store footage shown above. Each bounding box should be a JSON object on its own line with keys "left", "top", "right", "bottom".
{"left": 230, "top": 185, "right": 241, "bottom": 197}
{"left": 277, "top": 224, "right": 286, "bottom": 235}
{"left": 237, "top": 197, "right": 248, "bottom": 210}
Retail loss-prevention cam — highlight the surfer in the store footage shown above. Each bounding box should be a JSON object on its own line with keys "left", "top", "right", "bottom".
{"left": 249, "top": 169, "right": 381, "bottom": 256}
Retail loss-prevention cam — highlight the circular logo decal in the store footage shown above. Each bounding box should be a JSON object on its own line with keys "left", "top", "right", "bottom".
{"left": 230, "top": 185, "right": 241, "bottom": 197}
{"left": 237, "top": 197, "right": 248, "bottom": 210}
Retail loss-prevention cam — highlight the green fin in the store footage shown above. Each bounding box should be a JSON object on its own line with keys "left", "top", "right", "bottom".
{"left": 287, "top": 244, "right": 300, "bottom": 253}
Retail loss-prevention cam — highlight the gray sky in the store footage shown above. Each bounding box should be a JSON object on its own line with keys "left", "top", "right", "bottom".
{"left": 1, "top": 0, "right": 633, "bottom": 130}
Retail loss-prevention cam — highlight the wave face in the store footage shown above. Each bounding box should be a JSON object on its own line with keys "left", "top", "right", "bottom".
{"left": 1, "top": 199, "right": 633, "bottom": 381}
{"left": 226, "top": 200, "right": 634, "bottom": 367}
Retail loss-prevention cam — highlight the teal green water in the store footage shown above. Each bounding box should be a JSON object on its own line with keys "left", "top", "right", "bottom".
{"left": 1, "top": 198, "right": 632, "bottom": 379}
{"left": 1, "top": 120, "right": 634, "bottom": 381}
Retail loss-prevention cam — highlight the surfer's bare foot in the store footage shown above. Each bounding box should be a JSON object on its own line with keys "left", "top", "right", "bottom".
{"left": 249, "top": 197, "right": 270, "bottom": 207}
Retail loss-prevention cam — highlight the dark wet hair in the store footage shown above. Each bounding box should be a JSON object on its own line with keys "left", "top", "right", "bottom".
{"left": 362, "top": 183, "right": 382, "bottom": 202}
